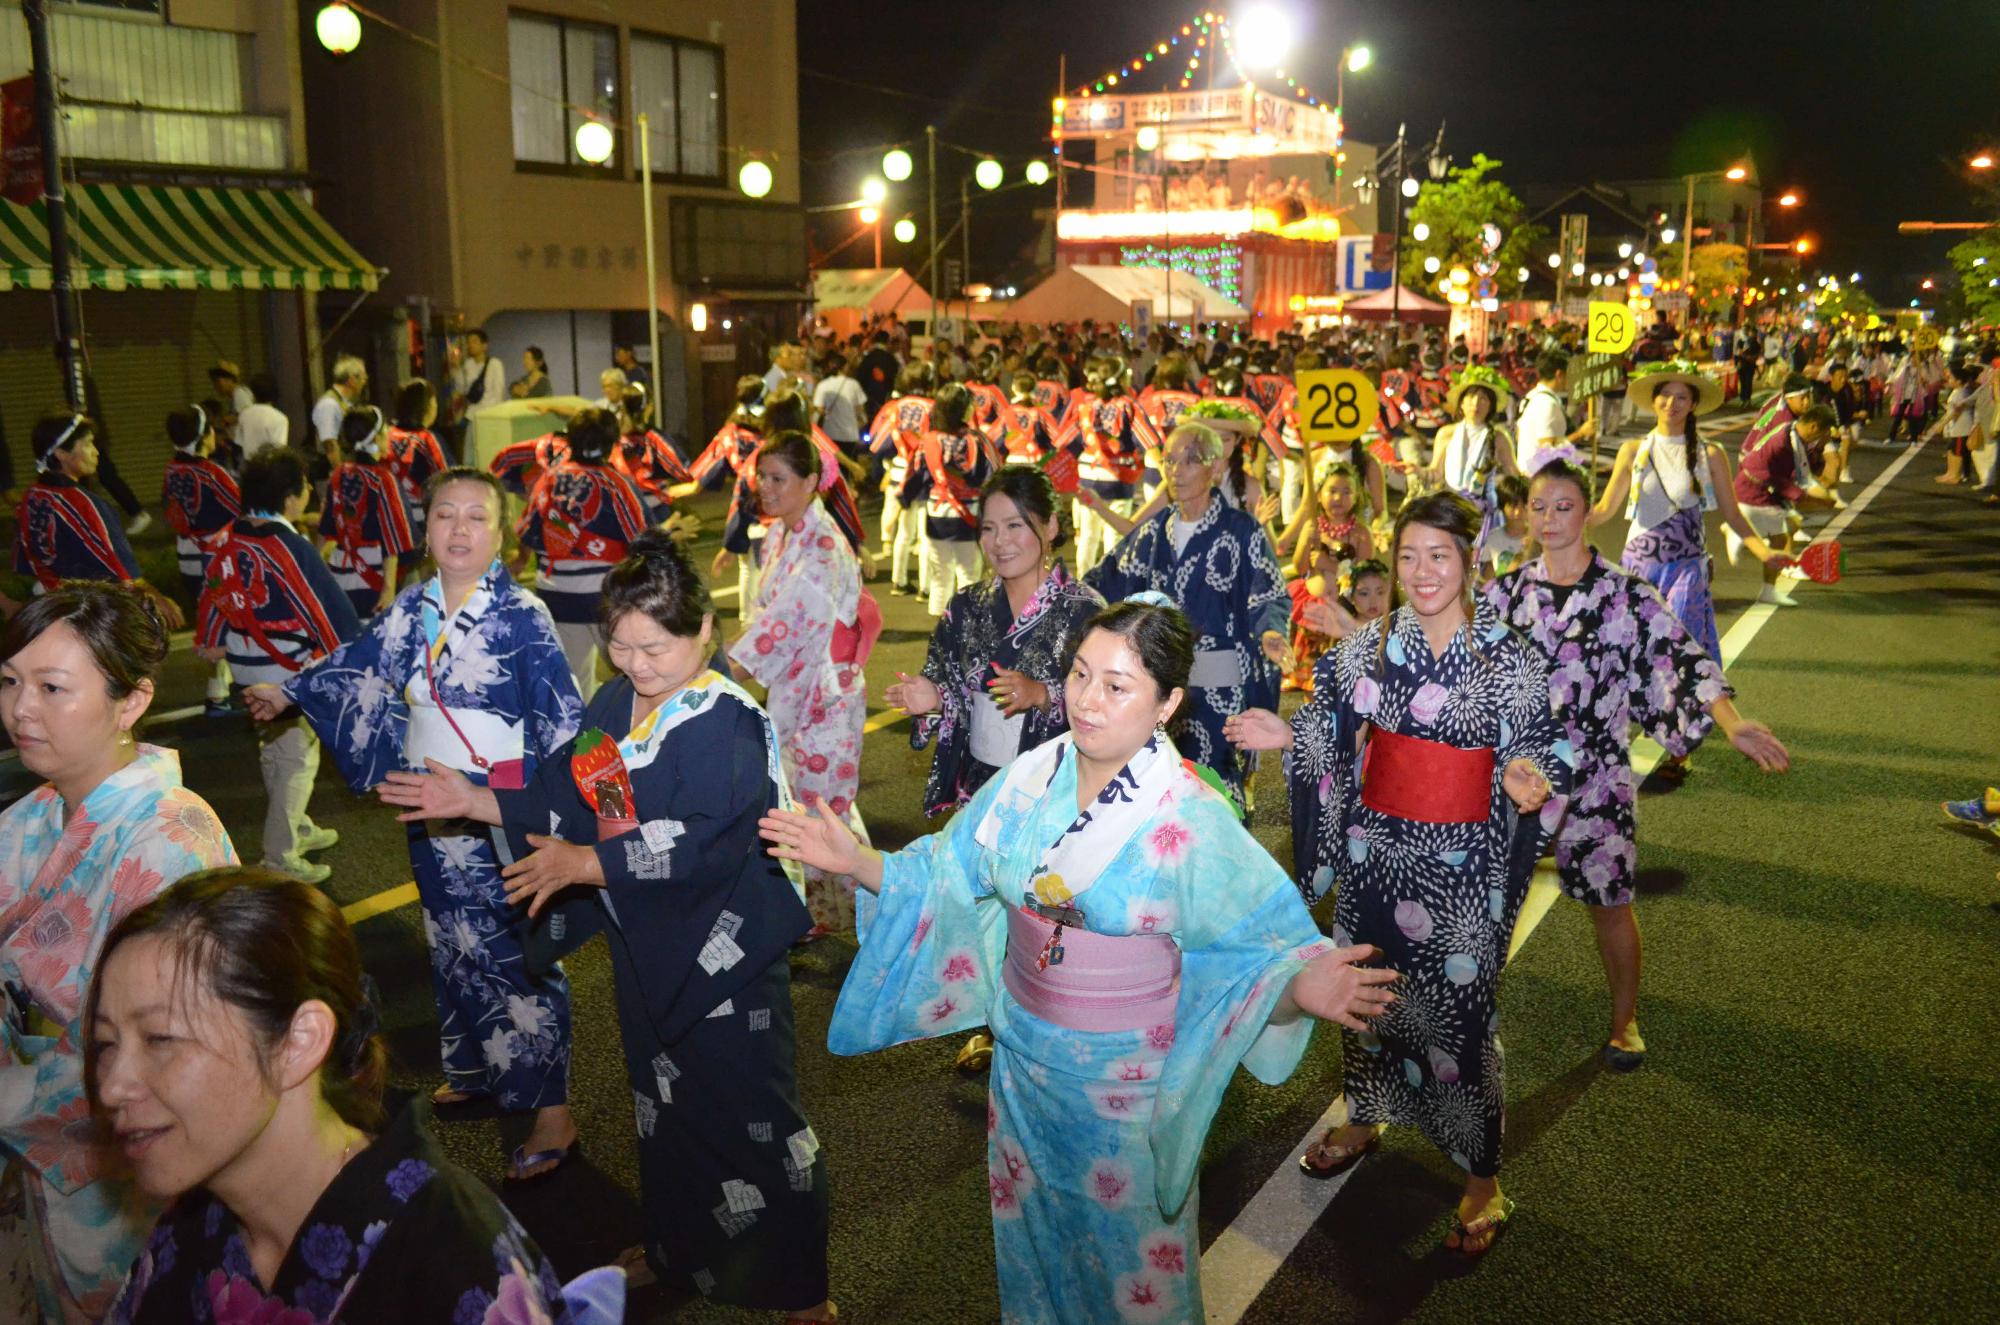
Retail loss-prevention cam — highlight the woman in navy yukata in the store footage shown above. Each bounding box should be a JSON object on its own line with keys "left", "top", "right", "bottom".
{"left": 13, "top": 413, "right": 185, "bottom": 630}
{"left": 381, "top": 531, "right": 835, "bottom": 1321}
{"left": 1230, "top": 491, "right": 1572, "bottom": 1258}
{"left": 161, "top": 404, "right": 240, "bottom": 713}
{"left": 1085, "top": 421, "right": 1290, "bottom": 809}
{"left": 246, "top": 466, "right": 586, "bottom": 1185}
{"left": 89, "top": 870, "right": 620, "bottom": 1325}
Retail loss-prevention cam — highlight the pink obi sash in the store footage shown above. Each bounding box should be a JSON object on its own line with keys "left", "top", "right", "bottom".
{"left": 1001, "top": 904, "right": 1181, "bottom": 1033}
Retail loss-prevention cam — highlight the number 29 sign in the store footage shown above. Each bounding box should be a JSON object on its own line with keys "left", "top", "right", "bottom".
{"left": 1292, "top": 368, "right": 1380, "bottom": 444}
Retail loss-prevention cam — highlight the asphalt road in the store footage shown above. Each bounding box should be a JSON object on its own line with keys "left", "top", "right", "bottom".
{"left": 7, "top": 403, "right": 1995, "bottom": 1323}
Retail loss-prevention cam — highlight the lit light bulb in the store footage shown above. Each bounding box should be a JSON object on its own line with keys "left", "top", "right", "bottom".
{"left": 315, "top": 2, "right": 361, "bottom": 55}
{"left": 738, "top": 159, "right": 773, "bottom": 198}
{"left": 573, "top": 120, "right": 615, "bottom": 165}
{"left": 883, "top": 149, "right": 914, "bottom": 182}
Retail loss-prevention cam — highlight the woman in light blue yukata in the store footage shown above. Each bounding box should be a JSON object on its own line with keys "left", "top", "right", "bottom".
{"left": 245, "top": 467, "right": 586, "bottom": 1183}
{"left": 760, "top": 597, "right": 1397, "bottom": 1325}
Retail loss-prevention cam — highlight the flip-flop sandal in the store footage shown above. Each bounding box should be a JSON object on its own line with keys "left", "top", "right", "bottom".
{"left": 505, "top": 1139, "right": 581, "bottom": 1183}
{"left": 1446, "top": 1195, "right": 1516, "bottom": 1256}
{"left": 1298, "top": 1125, "right": 1382, "bottom": 1179}
{"left": 784, "top": 1306, "right": 837, "bottom": 1324}
{"left": 431, "top": 1086, "right": 484, "bottom": 1110}
{"left": 954, "top": 1033, "right": 995, "bottom": 1074}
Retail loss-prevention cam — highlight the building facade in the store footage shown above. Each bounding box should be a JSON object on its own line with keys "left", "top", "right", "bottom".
{"left": 302, "top": 0, "right": 805, "bottom": 445}
{"left": 0, "top": 0, "right": 354, "bottom": 500}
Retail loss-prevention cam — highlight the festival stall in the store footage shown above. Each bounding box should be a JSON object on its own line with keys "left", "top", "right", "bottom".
{"left": 1006, "top": 265, "right": 1247, "bottom": 326}
{"left": 1342, "top": 286, "right": 1451, "bottom": 325}
{"left": 810, "top": 268, "right": 934, "bottom": 339}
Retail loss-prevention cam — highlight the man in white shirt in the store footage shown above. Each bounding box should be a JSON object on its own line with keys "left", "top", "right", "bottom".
{"left": 309, "top": 355, "right": 367, "bottom": 504}
{"left": 812, "top": 356, "right": 867, "bottom": 457}
{"left": 208, "top": 361, "right": 255, "bottom": 417}
{"left": 235, "top": 372, "right": 290, "bottom": 461}
{"left": 1514, "top": 350, "right": 1598, "bottom": 475}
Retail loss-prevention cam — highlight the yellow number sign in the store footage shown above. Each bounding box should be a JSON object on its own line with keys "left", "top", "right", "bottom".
{"left": 1292, "top": 368, "right": 1379, "bottom": 444}
{"left": 1587, "top": 300, "right": 1636, "bottom": 354}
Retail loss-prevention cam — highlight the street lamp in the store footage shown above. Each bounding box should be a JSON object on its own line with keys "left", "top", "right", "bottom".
{"left": 738, "top": 159, "right": 773, "bottom": 198}
{"left": 860, "top": 177, "right": 887, "bottom": 205}
{"left": 1346, "top": 45, "right": 1372, "bottom": 73}
{"left": 1726, "top": 165, "right": 1748, "bottom": 181}
{"left": 1778, "top": 191, "right": 1800, "bottom": 207}
{"left": 1971, "top": 152, "right": 1995, "bottom": 170}
{"left": 859, "top": 206, "right": 880, "bottom": 225}
{"left": 573, "top": 119, "right": 614, "bottom": 166}
{"left": 315, "top": 2, "right": 362, "bottom": 54}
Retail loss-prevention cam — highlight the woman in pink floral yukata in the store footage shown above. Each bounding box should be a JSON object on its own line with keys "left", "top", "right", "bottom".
{"left": 729, "top": 431, "right": 873, "bottom": 935}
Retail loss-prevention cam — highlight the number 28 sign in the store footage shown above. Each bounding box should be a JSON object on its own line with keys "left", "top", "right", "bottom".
{"left": 1291, "top": 368, "right": 1380, "bottom": 444}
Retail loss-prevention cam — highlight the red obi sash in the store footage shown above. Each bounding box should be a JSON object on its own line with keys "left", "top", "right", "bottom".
{"left": 1360, "top": 728, "right": 1494, "bottom": 824}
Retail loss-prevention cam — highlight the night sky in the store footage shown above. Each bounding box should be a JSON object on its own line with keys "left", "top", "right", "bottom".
{"left": 796, "top": 0, "right": 2000, "bottom": 306}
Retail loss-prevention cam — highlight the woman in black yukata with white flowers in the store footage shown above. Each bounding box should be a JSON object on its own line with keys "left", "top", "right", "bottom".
{"left": 886, "top": 465, "right": 1102, "bottom": 1070}
{"left": 380, "top": 532, "right": 834, "bottom": 1322}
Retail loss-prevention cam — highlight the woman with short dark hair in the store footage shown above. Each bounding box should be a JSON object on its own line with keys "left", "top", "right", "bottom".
{"left": 0, "top": 583, "right": 236, "bottom": 1321}
{"left": 763, "top": 598, "right": 1393, "bottom": 1324}
{"left": 87, "top": 870, "right": 614, "bottom": 1323}
{"left": 381, "top": 532, "right": 833, "bottom": 1319}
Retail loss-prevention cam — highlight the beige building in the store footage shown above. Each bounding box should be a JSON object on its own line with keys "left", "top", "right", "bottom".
{"left": 302, "top": 0, "right": 806, "bottom": 442}
{"left": 0, "top": 0, "right": 359, "bottom": 501}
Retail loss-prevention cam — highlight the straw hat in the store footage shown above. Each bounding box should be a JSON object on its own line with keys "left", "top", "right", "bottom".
{"left": 1625, "top": 359, "right": 1725, "bottom": 416}
{"left": 1445, "top": 364, "right": 1512, "bottom": 417}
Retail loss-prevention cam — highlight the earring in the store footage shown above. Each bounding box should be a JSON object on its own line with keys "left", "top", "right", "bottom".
{"left": 1152, "top": 723, "right": 1167, "bottom": 744}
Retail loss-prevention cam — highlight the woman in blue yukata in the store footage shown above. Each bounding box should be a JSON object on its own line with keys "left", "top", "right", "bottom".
{"left": 244, "top": 467, "right": 586, "bottom": 1183}
{"left": 1229, "top": 491, "right": 1570, "bottom": 1258}
{"left": 1083, "top": 421, "right": 1291, "bottom": 810}
{"left": 88, "top": 870, "right": 620, "bottom": 1324}
{"left": 760, "top": 598, "right": 1396, "bottom": 1325}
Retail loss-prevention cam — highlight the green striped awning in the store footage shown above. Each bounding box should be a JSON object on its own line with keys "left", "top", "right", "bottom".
{"left": 0, "top": 184, "right": 379, "bottom": 294}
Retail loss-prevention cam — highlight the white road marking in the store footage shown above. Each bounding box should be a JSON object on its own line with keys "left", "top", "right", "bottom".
{"left": 1200, "top": 437, "right": 1926, "bottom": 1323}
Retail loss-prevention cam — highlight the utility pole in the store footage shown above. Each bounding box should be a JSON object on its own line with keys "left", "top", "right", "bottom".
{"left": 23, "top": 0, "right": 83, "bottom": 408}
{"left": 638, "top": 112, "right": 661, "bottom": 411}
{"left": 926, "top": 124, "right": 939, "bottom": 337}
{"left": 1389, "top": 122, "right": 1406, "bottom": 328}
{"left": 961, "top": 175, "right": 971, "bottom": 327}
{"left": 1054, "top": 56, "right": 1066, "bottom": 214}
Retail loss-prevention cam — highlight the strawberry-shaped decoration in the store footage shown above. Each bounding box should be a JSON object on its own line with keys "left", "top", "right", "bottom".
{"left": 571, "top": 728, "right": 638, "bottom": 827}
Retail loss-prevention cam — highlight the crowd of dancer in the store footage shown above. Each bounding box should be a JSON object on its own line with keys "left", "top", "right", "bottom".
{"left": 5, "top": 299, "right": 1991, "bottom": 1325}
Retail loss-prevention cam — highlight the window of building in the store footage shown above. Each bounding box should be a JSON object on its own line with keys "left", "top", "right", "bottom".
{"left": 630, "top": 32, "right": 724, "bottom": 182}
{"left": 509, "top": 11, "right": 619, "bottom": 171}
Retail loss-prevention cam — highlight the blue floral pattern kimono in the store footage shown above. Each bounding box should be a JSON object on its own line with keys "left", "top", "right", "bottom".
{"left": 1086, "top": 500, "right": 1289, "bottom": 801}
{"left": 286, "top": 561, "right": 584, "bottom": 1109}
{"left": 1288, "top": 604, "right": 1570, "bottom": 1178}
{"left": 0, "top": 748, "right": 236, "bottom": 1324}
{"left": 830, "top": 734, "right": 1334, "bottom": 1325}
{"left": 1485, "top": 552, "right": 1731, "bottom": 907}
{"left": 106, "top": 1099, "right": 606, "bottom": 1324}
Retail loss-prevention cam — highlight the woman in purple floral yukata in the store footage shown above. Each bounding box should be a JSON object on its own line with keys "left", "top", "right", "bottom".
{"left": 87, "top": 870, "right": 621, "bottom": 1325}
{"left": 1486, "top": 458, "right": 1789, "bottom": 1072}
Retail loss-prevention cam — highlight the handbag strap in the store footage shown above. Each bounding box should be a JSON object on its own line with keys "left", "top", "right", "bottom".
{"left": 422, "top": 627, "right": 492, "bottom": 772}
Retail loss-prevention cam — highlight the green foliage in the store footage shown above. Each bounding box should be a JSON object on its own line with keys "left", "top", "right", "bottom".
{"left": 1400, "top": 153, "right": 1547, "bottom": 299}
{"left": 1946, "top": 227, "right": 2000, "bottom": 324}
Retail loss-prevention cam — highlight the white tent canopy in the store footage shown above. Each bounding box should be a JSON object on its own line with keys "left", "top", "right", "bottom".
{"left": 812, "top": 267, "right": 932, "bottom": 314}
{"left": 1007, "top": 264, "right": 1249, "bottom": 324}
